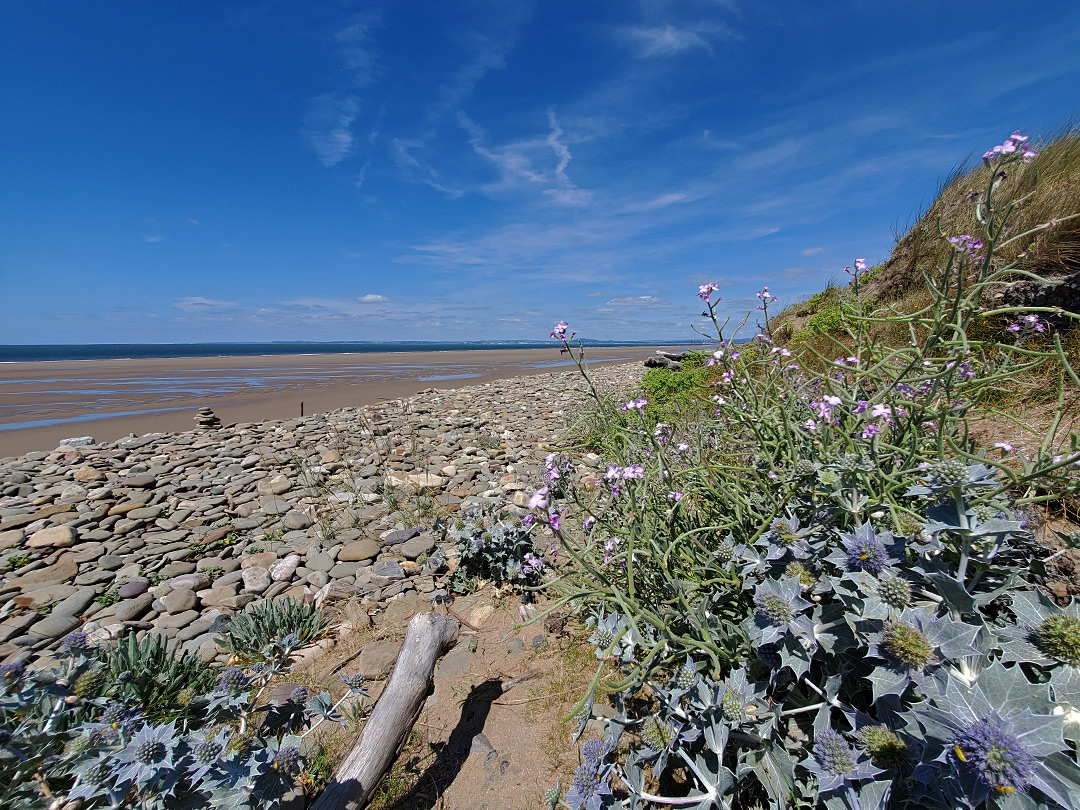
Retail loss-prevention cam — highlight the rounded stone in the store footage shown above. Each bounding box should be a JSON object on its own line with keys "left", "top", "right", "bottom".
{"left": 338, "top": 538, "right": 380, "bottom": 562}
{"left": 282, "top": 511, "right": 314, "bottom": 531}
{"left": 161, "top": 589, "right": 198, "bottom": 614}
{"left": 27, "top": 525, "right": 75, "bottom": 549}
{"left": 242, "top": 567, "right": 271, "bottom": 594}
{"left": 269, "top": 554, "right": 300, "bottom": 582}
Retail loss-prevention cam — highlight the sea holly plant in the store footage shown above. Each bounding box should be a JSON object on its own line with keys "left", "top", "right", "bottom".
{"left": 0, "top": 621, "right": 369, "bottom": 809}
{"left": 535, "top": 132, "right": 1080, "bottom": 810}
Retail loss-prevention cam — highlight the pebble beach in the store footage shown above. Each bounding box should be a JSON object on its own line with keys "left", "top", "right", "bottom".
{"left": 0, "top": 362, "right": 644, "bottom": 670}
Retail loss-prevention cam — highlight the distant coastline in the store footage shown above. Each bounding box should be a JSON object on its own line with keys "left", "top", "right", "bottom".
{"left": 0, "top": 340, "right": 697, "bottom": 363}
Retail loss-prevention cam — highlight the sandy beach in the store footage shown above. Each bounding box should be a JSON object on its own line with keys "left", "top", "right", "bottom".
{"left": 0, "top": 346, "right": 684, "bottom": 457}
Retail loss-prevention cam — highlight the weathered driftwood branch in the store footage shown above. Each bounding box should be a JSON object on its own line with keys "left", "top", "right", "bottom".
{"left": 311, "top": 612, "right": 460, "bottom": 810}
{"left": 644, "top": 352, "right": 684, "bottom": 370}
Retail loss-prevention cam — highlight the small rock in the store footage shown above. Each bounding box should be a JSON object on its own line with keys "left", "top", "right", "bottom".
{"left": 357, "top": 640, "right": 403, "bottom": 678}
{"left": 27, "top": 525, "right": 75, "bottom": 549}
{"left": 118, "top": 578, "right": 150, "bottom": 598}
{"left": 242, "top": 567, "right": 272, "bottom": 594}
{"left": 115, "top": 593, "right": 155, "bottom": 622}
{"left": 338, "top": 539, "right": 380, "bottom": 562}
{"left": 162, "top": 589, "right": 198, "bottom": 614}
{"left": 29, "top": 613, "right": 82, "bottom": 640}
{"left": 282, "top": 512, "right": 313, "bottom": 531}
{"left": 59, "top": 436, "right": 95, "bottom": 447}
{"left": 399, "top": 533, "right": 436, "bottom": 561}
{"left": 270, "top": 554, "right": 301, "bottom": 582}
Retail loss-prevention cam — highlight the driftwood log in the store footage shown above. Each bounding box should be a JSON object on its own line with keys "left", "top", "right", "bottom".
{"left": 311, "top": 612, "right": 460, "bottom": 810}
{"left": 644, "top": 351, "right": 684, "bottom": 370}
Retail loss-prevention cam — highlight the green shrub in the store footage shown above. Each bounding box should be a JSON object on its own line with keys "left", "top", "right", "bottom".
{"left": 219, "top": 598, "right": 328, "bottom": 663}
{"left": 104, "top": 632, "right": 218, "bottom": 720}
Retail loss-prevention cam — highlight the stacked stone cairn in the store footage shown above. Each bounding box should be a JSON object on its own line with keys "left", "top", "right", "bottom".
{"left": 0, "top": 364, "right": 643, "bottom": 671}
{"left": 196, "top": 407, "right": 222, "bottom": 431}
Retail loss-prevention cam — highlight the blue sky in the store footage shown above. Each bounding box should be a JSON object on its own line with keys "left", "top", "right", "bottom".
{"left": 3, "top": 1, "right": 1080, "bottom": 344}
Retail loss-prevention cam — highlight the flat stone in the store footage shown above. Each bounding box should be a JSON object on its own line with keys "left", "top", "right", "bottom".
{"left": 260, "top": 499, "right": 292, "bottom": 516}
{"left": 120, "top": 473, "right": 157, "bottom": 488}
{"left": 357, "top": 639, "right": 403, "bottom": 678}
{"left": 117, "top": 578, "right": 149, "bottom": 598}
{"left": 282, "top": 511, "right": 313, "bottom": 531}
{"left": 14, "top": 584, "right": 79, "bottom": 609}
{"left": 257, "top": 475, "right": 292, "bottom": 496}
{"left": 164, "top": 573, "right": 210, "bottom": 591}
{"left": 51, "top": 588, "right": 98, "bottom": 618}
{"left": 329, "top": 561, "right": 361, "bottom": 579}
{"left": 269, "top": 554, "right": 300, "bottom": 582}
{"left": 305, "top": 548, "right": 334, "bottom": 572}
{"left": 242, "top": 567, "right": 271, "bottom": 594}
{"left": 115, "top": 593, "right": 154, "bottom": 622}
{"left": 27, "top": 525, "right": 75, "bottom": 549}
{"left": 158, "top": 561, "right": 196, "bottom": 578}
{"left": 0, "top": 530, "right": 24, "bottom": 550}
{"left": 8, "top": 554, "right": 79, "bottom": 590}
{"left": 381, "top": 527, "right": 421, "bottom": 546}
{"left": 438, "top": 643, "right": 475, "bottom": 677}
{"left": 153, "top": 610, "right": 199, "bottom": 631}
{"left": 406, "top": 473, "right": 445, "bottom": 493}
{"left": 241, "top": 552, "right": 278, "bottom": 569}
{"left": 381, "top": 593, "right": 426, "bottom": 626}
{"left": 162, "top": 588, "right": 198, "bottom": 614}
{"left": 70, "top": 542, "right": 108, "bottom": 563}
{"left": 73, "top": 465, "right": 106, "bottom": 482}
{"left": 28, "top": 613, "right": 82, "bottom": 640}
{"left": 338, "top": 538, "right": 380, "bottom": 562}
{"left": 468, "top": 605, "right": 496, "bottom": 627}
{"left": 399, "top": 534, "right": 436, "bottom": 561}
{"left": 370, "top": 560, "right": 405, "bottom": 582}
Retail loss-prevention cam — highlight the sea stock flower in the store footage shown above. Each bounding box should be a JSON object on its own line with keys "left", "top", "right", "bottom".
{"left": 550, "top": 321, "right": 569, "bottom": 340}
{"left": 621, "top": 397, "right": 647, "bottom": 411}
{"left": 698, "top": 282, "right": 721, "bottom": 301}
{"left": 667, "top": 491, "right": 683, "bottom": 502}
{"left": 528, "top": 487, "right": 550, "bottom": 510}
{"left": 983, "top": 130, "right": 1038, "bottom": 164}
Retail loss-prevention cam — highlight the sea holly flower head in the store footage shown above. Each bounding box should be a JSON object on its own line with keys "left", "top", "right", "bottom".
{"left": 804, "top": 728, "right": 881, "bottom": 794}
{"left": 913, "top": 664, "right": 1078, "bottom": 807}
{"left": 565, "top": 761, "right": 612, "bottom": 810}
{"left": 866, "top": 608, "right": 979, "bottom": 699}
{"left": 856, "top": 724, "right": 909, "bottom": 770}
{"left": 953, "top": 717, "right": 1036, "bottom": 796}
{"left": 115, "top": 721, "right": 179, "bottom": 787}
{"left": 827, "top": 521, "right": 902, "bottom": 577}
{"left": 749, "top": 576, "right": 812, "bottom": 644}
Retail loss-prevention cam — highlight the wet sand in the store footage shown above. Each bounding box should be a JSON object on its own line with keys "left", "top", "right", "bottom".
{"left": 0, "top": 346, "right": 683, "bottom": 456}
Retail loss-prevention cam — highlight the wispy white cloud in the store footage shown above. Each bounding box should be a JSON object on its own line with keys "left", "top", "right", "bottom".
{"left": 618, "top": 25, "right": 712, "bottom": 57}
{"left": 303, "top": 93, "right": 361, "bottom": 167}
{"left": 605, "top": 295, "right": 669, "bottom": 307}
{"left": 357, "top": 293, "right": 390, "bottom": 303}
{"left": 800, "top": 246, "right": 824, "bottom": 256}
{"left": 143, "top": 234, "right": 165, "bottom": 242}
{"left": 173, "top": 296, "right": 235, "bottom": 312}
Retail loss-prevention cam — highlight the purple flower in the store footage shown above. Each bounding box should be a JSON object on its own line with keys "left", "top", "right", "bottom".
{"left": 697, "top": 282, "right": 721, "bottom": 301}
{"left": 853, "top": 400, "right": 869, "bottom": 414}
{"left": 550, "top": 321, "right": 569, "bottom": 340}
{"left": 620, "top": 397, "right": 647, "bottom": 411}
{"left": 582, "top": 516, "right": 596, "bottom": 531}
{"left": 549, "top": 512, "right": 562, "bottom": 531}
{"left": 528, "top": 487, "right": 549, "bottom": 510}
{"left": 953, "top": 717, "right": 1036, "bottom": 796}
{"left": 861, "top": 424, "right": 881, "bottom": 440}
{"left": 667, "top": 491, "right": 683, "bottom": 502}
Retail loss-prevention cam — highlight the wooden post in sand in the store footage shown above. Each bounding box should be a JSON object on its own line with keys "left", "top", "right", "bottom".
{"left": 301, "top": 401, "right": 305, "bottom": 417}
{"left": 311, "top": 612, "right": 459, "bottom": 810}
